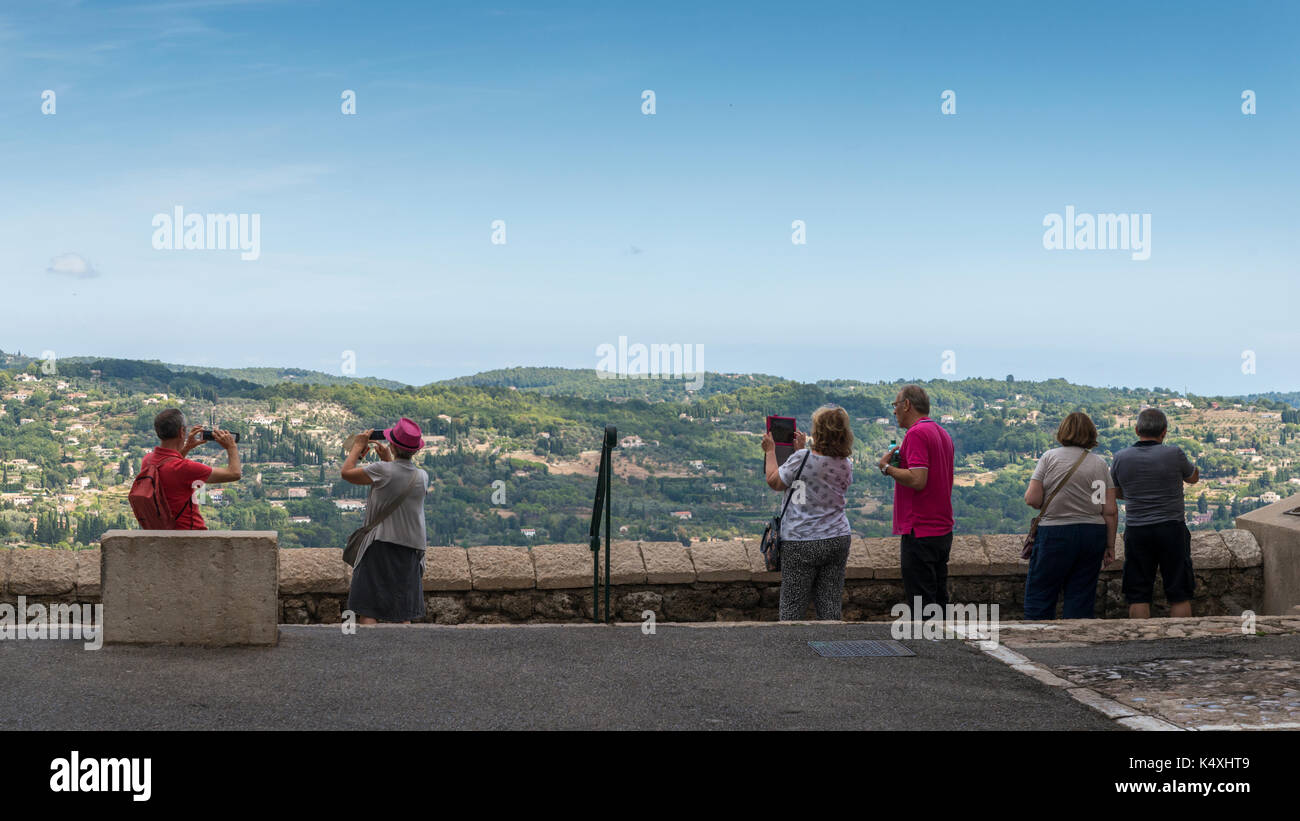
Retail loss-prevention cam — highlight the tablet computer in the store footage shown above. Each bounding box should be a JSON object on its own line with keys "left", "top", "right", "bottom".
{"left": 766, "top": 415, "right": 797, "bottom": 467}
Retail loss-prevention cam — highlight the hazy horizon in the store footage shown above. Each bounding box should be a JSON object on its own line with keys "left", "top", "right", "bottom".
{"left": 4, "top": 340, "right": 1296, "bottom": 399}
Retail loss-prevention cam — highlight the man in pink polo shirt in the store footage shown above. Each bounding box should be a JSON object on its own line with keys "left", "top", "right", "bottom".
{"left": 877, "top": 385, "right": 955, "bottom": 609}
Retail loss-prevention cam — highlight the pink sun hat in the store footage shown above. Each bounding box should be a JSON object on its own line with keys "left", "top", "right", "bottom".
{"left": 383, "top": 417, "right": 424, "bottom": 451}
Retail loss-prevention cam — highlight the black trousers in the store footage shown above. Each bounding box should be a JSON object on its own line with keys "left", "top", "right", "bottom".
{"left": 900, "top": 531, "right": 953, "bottom": 610}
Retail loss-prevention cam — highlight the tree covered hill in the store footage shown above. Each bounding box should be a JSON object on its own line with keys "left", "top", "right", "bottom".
{"left": 437, "top": 366, "right": 795, "bottom": 400}
{"left": 2, "top": 351, "right": 1297, "bottom": 549}
{"left": 1, "top": 350, "right": 405, "bottom": 392}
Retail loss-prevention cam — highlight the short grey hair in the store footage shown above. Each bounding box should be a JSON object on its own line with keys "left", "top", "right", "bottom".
{"left": 153, "top": 408, "right": 185, "bottom": 440}
{"left": 899, "top": 385, "right": 930, "bottom": 416}
{"left": 1136, "top": 408, "right": 1167, "bottom": 438}
{"left": 391, "top": 443, "right": 418, "bottom": 460}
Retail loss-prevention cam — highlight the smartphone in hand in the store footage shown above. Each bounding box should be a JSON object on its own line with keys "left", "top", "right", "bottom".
{"left": 200, "top": 430, "right": 241, "bottom": 443}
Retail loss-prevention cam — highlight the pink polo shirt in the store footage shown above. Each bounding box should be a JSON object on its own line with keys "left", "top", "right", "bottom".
{"left": 891, "top": 417, "right": 955, "bottom": 538}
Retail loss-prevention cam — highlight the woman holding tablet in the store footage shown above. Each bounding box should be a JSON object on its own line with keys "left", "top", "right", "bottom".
{"left": 761, "top": 405, "right": 855, "bottom": 620}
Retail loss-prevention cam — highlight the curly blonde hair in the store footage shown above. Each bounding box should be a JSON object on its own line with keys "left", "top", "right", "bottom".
{"left": 810, "top": 405, "right": 853, "bottom": 458}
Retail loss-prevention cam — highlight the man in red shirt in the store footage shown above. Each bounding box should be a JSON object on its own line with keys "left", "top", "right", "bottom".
{"left": 143, "top": 408, "right": 243, "bottom": 529}
{"left": 878, "top": 385, "right": 955, "bottom": 610}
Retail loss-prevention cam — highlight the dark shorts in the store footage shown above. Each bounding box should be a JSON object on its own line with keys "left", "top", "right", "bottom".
{"left": 347, "top": 539, "right": 426, "bottom": 622}
{"left": 1122, "top": 520, "right": 1195, "bottom": 604}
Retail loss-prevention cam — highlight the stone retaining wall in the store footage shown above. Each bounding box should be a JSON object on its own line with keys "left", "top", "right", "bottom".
{"left": 0, "top": 530, "right": 1264, "bottom": 623}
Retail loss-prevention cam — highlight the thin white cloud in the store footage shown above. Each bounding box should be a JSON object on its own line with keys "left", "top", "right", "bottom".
{"left": 46, "top": 253, "right": 100, "bottom": 279}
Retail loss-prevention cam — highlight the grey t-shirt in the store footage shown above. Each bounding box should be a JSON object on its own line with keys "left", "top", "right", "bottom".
{"left": 362, "top": 459, "right": 429, "bottom": 551}
{"left": 777, "top": 448, "right": 852, "bottom": 541}
{"left": 1110, "top": 441, "right": 1195, "bottom": 527}
{"left": 1030, "top": 446, "right": 1113, "bottom": 526}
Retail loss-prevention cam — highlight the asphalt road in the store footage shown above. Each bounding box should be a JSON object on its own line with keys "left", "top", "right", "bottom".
{"left": 1, "top": 622, "right": 1118, "bottom": 730}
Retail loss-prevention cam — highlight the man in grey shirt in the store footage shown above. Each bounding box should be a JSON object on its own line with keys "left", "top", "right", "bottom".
{"left": 1110, "top": 408, "right": 1199, "bottom": 619}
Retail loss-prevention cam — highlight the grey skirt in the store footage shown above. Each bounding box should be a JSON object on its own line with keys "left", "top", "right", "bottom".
{"left": 346, "top": 539, "right": 426, "bottom": 622}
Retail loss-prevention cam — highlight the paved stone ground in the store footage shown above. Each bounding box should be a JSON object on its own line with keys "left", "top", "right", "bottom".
{"left": 0, "top": 621, "right": 1116, "bottom": 731}
{"left": 997, "top": 617, "right": 1300, "bottom": 730}
{"left": 994, "top": 615, "right": 1300, "bottom": 648}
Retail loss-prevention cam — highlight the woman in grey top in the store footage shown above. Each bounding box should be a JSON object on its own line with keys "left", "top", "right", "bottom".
{"left": 1022, "top": 412, "right": 1117, "bottom": 619}
{"left": 341, "top": 417, "right": 429, "bottom": 624}
{"left": 762, "top": 405, "right": 854, "bottom": 620}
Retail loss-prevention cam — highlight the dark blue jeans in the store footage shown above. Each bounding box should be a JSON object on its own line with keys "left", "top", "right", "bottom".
{"left": 1023, "top": 523, "right": 1107, "bottom": 619}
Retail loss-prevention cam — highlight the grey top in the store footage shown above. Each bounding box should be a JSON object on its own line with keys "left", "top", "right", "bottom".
{"left": 362, "top": 459, "right": 429, "bottom": 551}
{"left": 1110, "top": 441, "right": 1195, "bottom": 527}
{"left": 1031, "top": 446, "right": 1113, "bottom": 526}
{"left": 777, "top": 448, "right": 852, "bottom": 541}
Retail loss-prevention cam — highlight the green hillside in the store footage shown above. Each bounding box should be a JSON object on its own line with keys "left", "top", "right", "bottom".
{"left": 2, "top": 351, "right": 1297, "bottom": 550}
{"left": 438, "top": 366, "right": 794, "bottom": 399}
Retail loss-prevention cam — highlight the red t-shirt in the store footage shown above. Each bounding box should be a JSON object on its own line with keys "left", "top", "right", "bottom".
{"left": 141, "top": 447, "right": 213, "bottom": 530}
{"left": 892, "top": 417, "right": 955, "bottom": 538}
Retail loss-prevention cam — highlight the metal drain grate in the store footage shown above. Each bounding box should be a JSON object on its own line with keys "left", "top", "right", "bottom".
{"left": 807, "top": 640, "right": 915, "bottom": 658}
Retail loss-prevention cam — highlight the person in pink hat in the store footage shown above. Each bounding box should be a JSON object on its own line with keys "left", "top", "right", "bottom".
{"left": 341, "top": 417, "right": 430, "bottom": 624}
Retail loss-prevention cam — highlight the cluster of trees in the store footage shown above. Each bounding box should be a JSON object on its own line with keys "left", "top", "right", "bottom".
{"left": 246, "top": 422, "right": 326, "bottom": 465}
{"left": 15, "top": 509, "right": 131, "bottom": 547}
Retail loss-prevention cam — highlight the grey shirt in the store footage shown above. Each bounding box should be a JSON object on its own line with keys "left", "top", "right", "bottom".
{"left": 1031, "top": 446, "right": 1113, "bottom": 526}
{"left": 1110, "top": 441, "right": 1195, "bottom": 527}
{"left": 362, "top": 459, "right": 429, "bottom": 552}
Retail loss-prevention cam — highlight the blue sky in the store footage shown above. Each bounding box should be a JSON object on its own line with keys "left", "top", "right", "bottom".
{"left": 1, "top": 0, "right": 1296, "bottom": 394}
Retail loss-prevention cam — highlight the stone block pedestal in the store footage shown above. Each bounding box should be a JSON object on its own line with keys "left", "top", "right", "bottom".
{"left": 100, "top": 530, "right": 279, "bottom": 646}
